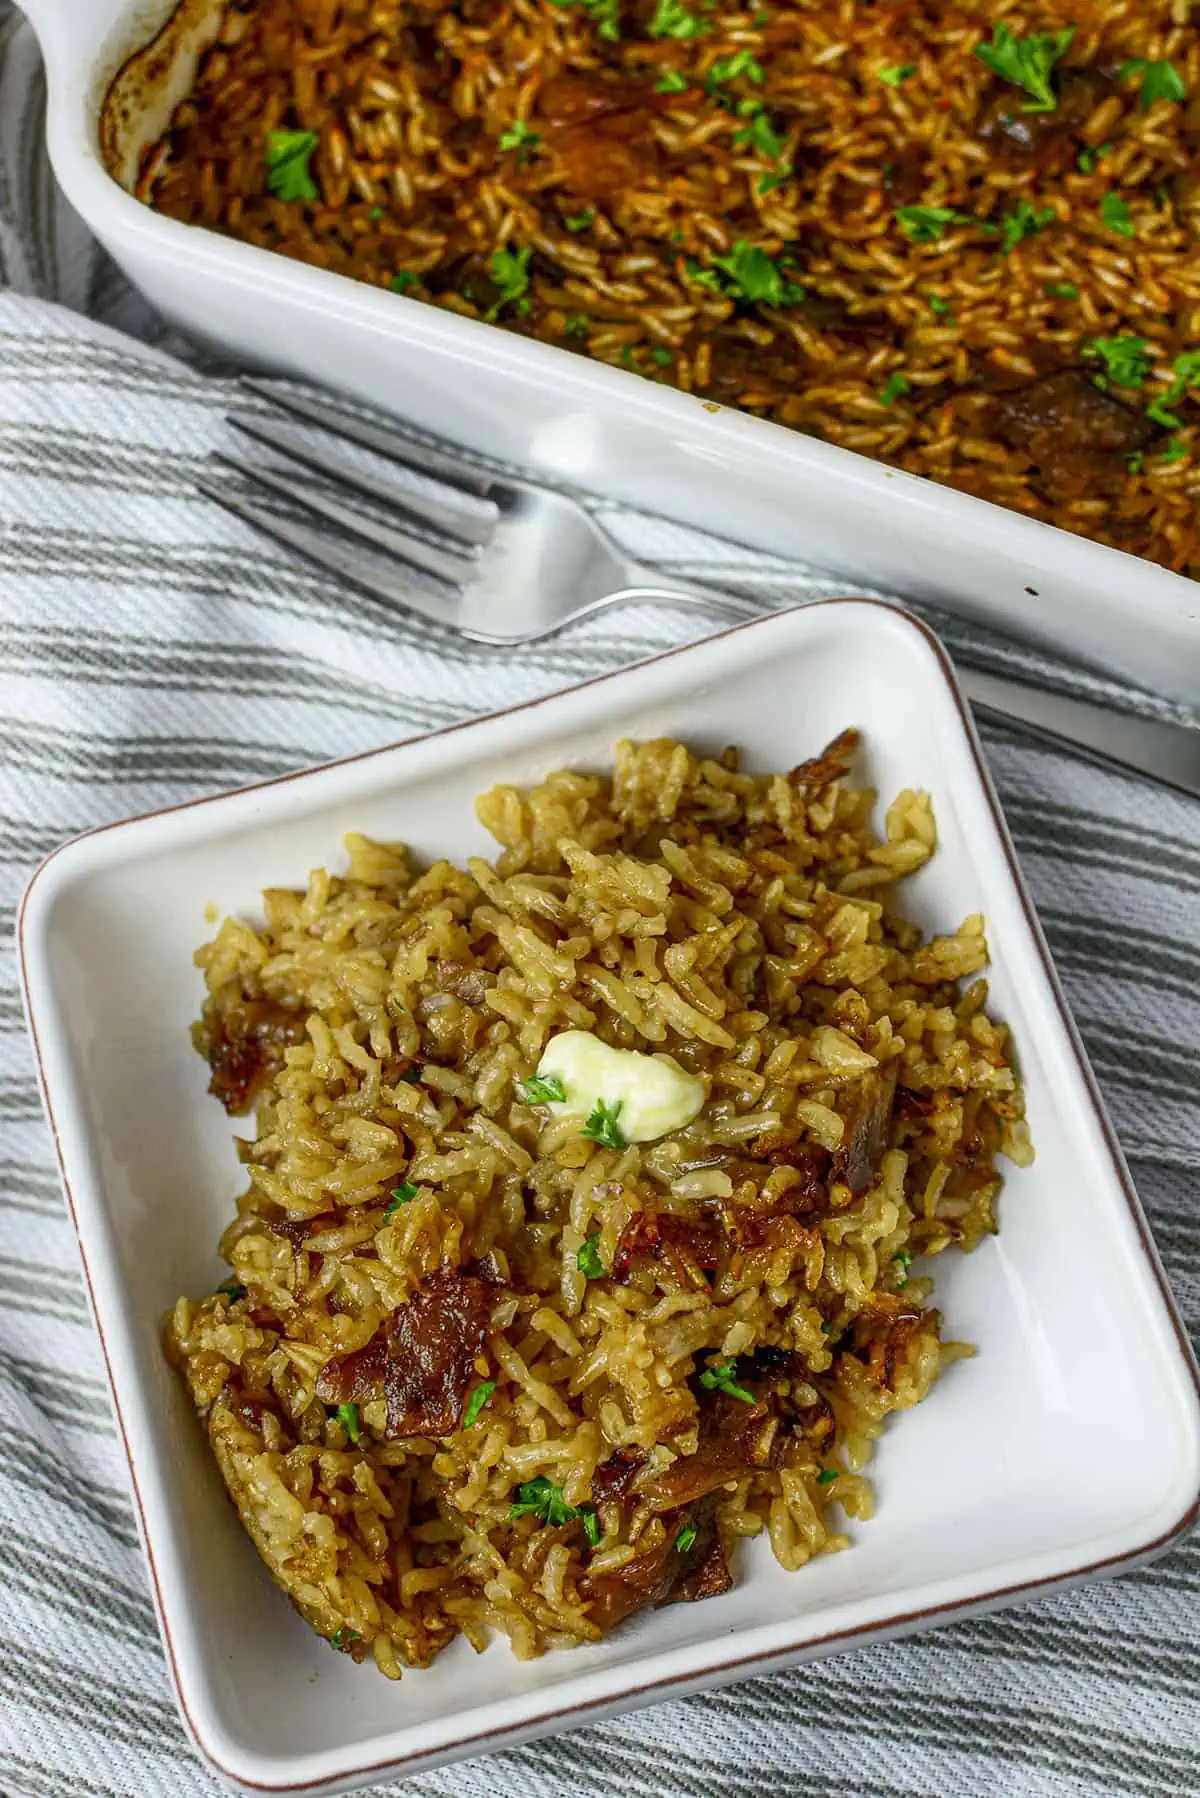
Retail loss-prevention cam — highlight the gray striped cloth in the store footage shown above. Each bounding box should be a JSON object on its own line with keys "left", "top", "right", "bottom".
{"left": 2, "top": 8, "right": 1198, "bottom": 1796}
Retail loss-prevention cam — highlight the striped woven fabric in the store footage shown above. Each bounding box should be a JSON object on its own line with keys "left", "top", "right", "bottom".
{"left": 1, "top": 9, "right": 1198, "bottom": 1796}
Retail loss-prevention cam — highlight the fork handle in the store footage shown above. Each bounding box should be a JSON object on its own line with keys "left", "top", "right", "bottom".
{"left": 613, "top": 584, "right": 1200, "bottom": 799}
{"left": 958, "top": 667, "right": 1200, "bottom": 800}
{"left": 611, "top": 580, "right": 780, "bottom": 619}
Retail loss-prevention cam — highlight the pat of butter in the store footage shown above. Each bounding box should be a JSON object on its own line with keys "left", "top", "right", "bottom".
{"left": 537, "top": 1030, "right": 705, "bottom": 1144}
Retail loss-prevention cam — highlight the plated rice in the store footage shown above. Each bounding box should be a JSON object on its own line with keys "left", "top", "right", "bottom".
{"left": 166, "top": 733, "right": 1031, "bottom": 1676}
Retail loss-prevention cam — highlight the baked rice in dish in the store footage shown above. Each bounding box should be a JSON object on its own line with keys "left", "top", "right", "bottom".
{"left": 137, "top": 0, "right": 1200, "bottom": 572}
{"left": 166, "top": 732, "right": 1031, "bottom": 1677}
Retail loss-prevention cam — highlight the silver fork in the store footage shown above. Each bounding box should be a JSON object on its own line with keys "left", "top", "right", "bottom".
{"left": 194, "top": 380, "right": 1200, "bottom": 799}
{"left": 196, "top": 379, "right": 777, "bottom": 645}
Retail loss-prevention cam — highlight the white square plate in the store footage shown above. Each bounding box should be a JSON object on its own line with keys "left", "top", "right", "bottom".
{"left": 19, "top": 599, "right": 1200, "bottom": 1795}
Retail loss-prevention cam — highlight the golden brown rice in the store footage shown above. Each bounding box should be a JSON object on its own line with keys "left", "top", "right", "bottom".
{"left": 167, "top": 733, "right": 1030, "bottom": 1676}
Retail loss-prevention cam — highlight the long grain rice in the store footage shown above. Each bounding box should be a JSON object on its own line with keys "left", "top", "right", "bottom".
{"left": 125, "top": 0, "right": 1200, "bottom": 574}
{"left": 167, "top": 734, "right": 1030, "bottom": 1674}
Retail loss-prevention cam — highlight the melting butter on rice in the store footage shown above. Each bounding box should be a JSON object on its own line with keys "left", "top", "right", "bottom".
{"left": 535, "top": 1031, "right": 705, "bottom": 1143}
{"left": 167, "top": 732, "right": 1031, "bottom": 1678}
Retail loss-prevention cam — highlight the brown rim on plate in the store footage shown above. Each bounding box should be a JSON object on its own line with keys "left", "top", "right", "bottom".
{"left": 18, "top": 596, "right": 1200, "bottom": 1795}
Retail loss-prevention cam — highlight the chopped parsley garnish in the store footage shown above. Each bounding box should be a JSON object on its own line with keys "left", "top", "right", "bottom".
{"left": 565, "top": 313, "right": 589, "bottom": 336}
{"left": 998, "top": 199, "right": 1056, "bottom": 254}
{"left": 1121, "top": 58, "right": 1187, "bottom": 111}
{"left": 518, "top": 1072, "right": 567, "bottom": 1105}
{"left": 657, "top": 69, "right": 690, "bottom": 92}
{"left": 582, "top": 1097, "right": 627, "bottom": 1150}
{"left": 389, "top": 272, "right": 420, "bottom": 294}
{"left": 1160, "top": 436, "right": 1190, "bottom": 463}
{"left": 498, "top": 118, "right": 540, "bottom": 158}
{"left": 733, "top": 108, "right": 786, "bottom": 161}
{"left": 879, "top": 371, "right": 912, "bottom": 406}
{"left": 367, "top": 206, "right": 386, "bottom": 220}
{"left": 1100, "top": 191, "right": 1135, "bottom": 239}
{"left": 1044, "top": 280, "right": 1078, "bottom": 298}
{"left": 927, "top": 293, "right": 954, "bottom": 317}
{"left": 547, "top": 0, "right": 621, "bottom": 37}
{"left": 706, "top": 49, "right": 765, "bottom": 95}
{"left": 564, "top": 208, "right": 596, "bottom": 231}
{"left": 693, "top": 239, "right": 805, "bottom": 306}
{"left": 334, "top": 1402, "right": 361, "bottom": 1443}
{"left": 816, "top": 1468, "right": 839, "bottom": 1485}
{"left": 217, "top": 1277, "right": 246, "bottom": 1302}
{"left": 698, "top": 1357, "right": 756, "bottom": 1404}
{"left": 1076, "top": 142, "right": 1111, "bottom": 174}
{"left": 1083, "top": 335, "right": 1152, "bottom": 389}
{"left": 462, "top": 1381, "right": 496, "bottom": 1428}
{"left": 1145, "top": 355, "right": 1200, "bottom": 428}
{"left": 510, "top": 1477, "right": 575, "bottom": 1525}
{"left": 264, "top": 129, "right": 320, "bottom": 203}
{"left": 384, "top": 1182, "right": 418, "bottom": 1219}
{"left": 758, "top": 170, "right": 791, "bottom": 195}
{"left": 647, "top": 0, "right": 709, "bottom": 38}
{"left": 586, "top": 0, "right": 622, "bottom": 39}
{"left": 329, "top": 1627, "right": 361, "bottom": 1651}
{"left": 650, "top": 347, "right": 674, "bottom": 366}
{"left": 895, "top": 205, "right": 973, "bottom": 244}
{"left": 877, "top": 64, "right": 915, "bottom": 87}
{"left": 486, "top": 246, "right": 532, "bottom": 320}
{"left": 893, "top": 1250, "right": 912, "bottom": 1270}
{"left": 973, "top": 22, "right": 1073, "bottom": 114}
{"left": 1126, "top": 450, "right": 1145, "bottom": 473}
{"left": 510, "top": 1478, "right": 601, "bottom": 1543}
{"left": 620, "top": 344, "right": 636, "bottom": 368}
{"left": 577, "top": 1233, "right": 607, "bottom": 1278}
{"left": 675, "top": 1523, "right": 699, "bottom": 1552}
{"left": 1146, "top": 396, "right": 1182, "bottom": 430}
{"left": 1161, "top": 349, "right": 1200, "bottom": 405}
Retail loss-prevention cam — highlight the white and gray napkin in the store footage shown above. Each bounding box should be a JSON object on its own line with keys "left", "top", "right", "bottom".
{"left": 1, "top": 7, "right": 1198, "bottom": 1797}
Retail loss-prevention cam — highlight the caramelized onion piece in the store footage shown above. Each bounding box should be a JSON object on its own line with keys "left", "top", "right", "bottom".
{"left": 581, "top": 1498, "right": 730, "bottom": 1630}
{"left": 315, "top": 1265, "right": 500, "bottom": 1437}
{"left": 613, "top": 1212, "right": 724, "bottom": 1285}
{"left": 195, "top": 993, "right": 306, "bottom": 1115}
{"left": 592, "top": 1447, "right": 648, "bottom": 1505}
{"left": 992, "top": 370, "right": 1155, "bottom": 466}
{"left": 788, "top": 728, "right": 860, "bottom": 790}
{"left": 642, "top": 1389, "right": 781, "bottom": 1512}
{"left": 833, "top": 1062, "right": 898, "bottom": 1196}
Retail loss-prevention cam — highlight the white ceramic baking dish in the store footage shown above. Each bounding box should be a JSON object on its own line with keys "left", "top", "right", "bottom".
{"left": 19, "top": 600, "right": 1200, "bottom": 1795}
{"left": 18, "top": 0, "right": 1200, "bottom": 704}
